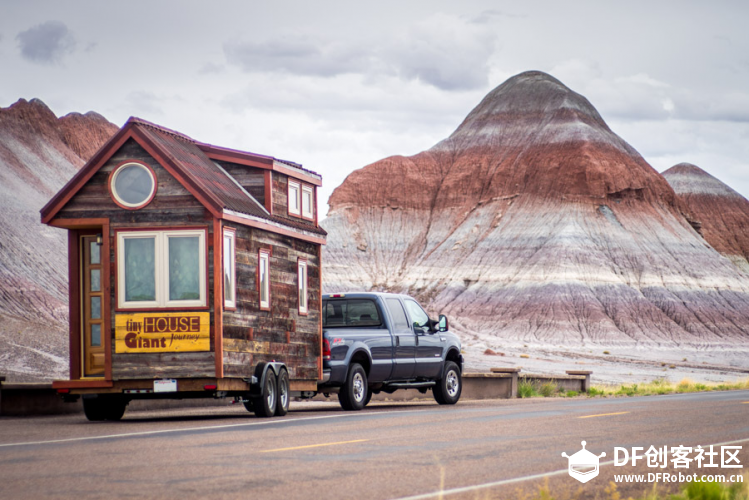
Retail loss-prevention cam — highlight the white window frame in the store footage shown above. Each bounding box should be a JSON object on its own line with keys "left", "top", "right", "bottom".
{"left": 117, "top": 229, "right": 206, "bottom": 309}
{"left": 258, "top": 249, "right": 271, "bottom": 311}
{"left": 223, "top": 228, "right": 236, "bottom": 309}
{"left": 288, "top": 180, "right": 301, "bottom": 217}
{"left": 301, "top": 185, "right": 314, "bottom": 220}
{"left": 298, "top": 259, "right": 308, "bottom": 315}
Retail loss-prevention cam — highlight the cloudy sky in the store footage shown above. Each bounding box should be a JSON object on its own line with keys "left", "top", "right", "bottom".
{"left": 2, "top": 1, "right": 749, "bottom": 210}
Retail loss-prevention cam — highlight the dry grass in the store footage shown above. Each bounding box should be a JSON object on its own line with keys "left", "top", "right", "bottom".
{"left": 587, "top": 377, "right": 749, "bottom": 398}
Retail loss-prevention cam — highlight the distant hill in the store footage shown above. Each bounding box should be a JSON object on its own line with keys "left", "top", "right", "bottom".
{"left": 0, "top": 98, "right": 117, "bottom": 381}
{"left": 322, "top": 71, "right": 749, "bottom": 347}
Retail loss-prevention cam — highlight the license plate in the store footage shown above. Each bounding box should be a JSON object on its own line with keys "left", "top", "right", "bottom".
{"left": 154, "top": 379, "right": 177, "bottom": 393}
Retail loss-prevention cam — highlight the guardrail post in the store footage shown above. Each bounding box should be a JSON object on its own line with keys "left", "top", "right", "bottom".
{"left": 565, "top": 370, "right": 592, "bottom": 392}
{"left": 490, "top": 367, "right": 521, "bottom": 398}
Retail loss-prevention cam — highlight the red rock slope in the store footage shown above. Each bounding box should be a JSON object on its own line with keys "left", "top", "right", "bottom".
{"left": 322, "top": 71, "right": 749, "bottom": 347}
{"left": 663, "top": 163, "right": 749, "bottom": 273}
{"left": 0, "top": 98, "right": 117, "bottom": 380}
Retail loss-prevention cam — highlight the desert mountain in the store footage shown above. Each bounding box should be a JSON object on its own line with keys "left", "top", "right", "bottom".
{"left": 0, "top": 98, "right": 117, "bottom": 380}
{"left": 663, "top": 163, "right": 749, "bottom": 274}
{"left": 322, "top": 71, "right": 749, "bottom": 347}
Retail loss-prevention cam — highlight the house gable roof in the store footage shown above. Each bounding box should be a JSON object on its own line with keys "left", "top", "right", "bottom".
{"left": 41, "top": 117, "right": 326, "bottom": 240}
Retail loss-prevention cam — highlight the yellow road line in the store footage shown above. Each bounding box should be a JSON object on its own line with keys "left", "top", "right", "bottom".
{"left": 261, "top": 439, "right": 369, "bottom": 453}
{"left": 742, "top": 402, "right": 749, "bottom": 404}
{"left": 578, "top": 411, "right": 630, "bottom": 419}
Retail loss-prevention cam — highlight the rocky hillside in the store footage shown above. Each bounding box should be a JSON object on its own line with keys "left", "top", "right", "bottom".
{"left": 663, "top": 163, "right": 749, "bottom": 274}
{"left": 0, "top": 98, "right": 117, "bottom": 381}
{"left": 322, "top": 71, "right": 749, "bottom": 348}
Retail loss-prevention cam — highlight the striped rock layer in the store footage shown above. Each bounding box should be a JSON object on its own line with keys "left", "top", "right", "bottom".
{"left": 322, "top": 71, "right": 749, "bottom": 347}
{"left": 663, "top": 163, "right": 749, "bottom": 274}
{"left": 0, "top": 98, "right": 117, "bottom": 379}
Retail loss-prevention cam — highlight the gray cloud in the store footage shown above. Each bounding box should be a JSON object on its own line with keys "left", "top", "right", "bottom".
{"left": 224, "top": 37, "right": 371, "bottom": 78}
{"left": 16, "top": 21, "right": 76, "bottom": 64}
{"left": 223, "top": 13, "right": 496, "bottom": 91}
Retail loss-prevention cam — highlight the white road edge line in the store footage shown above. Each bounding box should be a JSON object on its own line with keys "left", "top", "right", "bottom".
{"left": 0, "top": 408, "right": 430, "bottom": 448}
{"left": 390, "top": 437, "right": 749, "bottom": 500}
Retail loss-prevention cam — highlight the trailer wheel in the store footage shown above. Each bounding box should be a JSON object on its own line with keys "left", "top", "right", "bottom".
{"left": 276, "top": 368, "right": 290, "bottom": 417}
{"left": 254, "top": 369, "right": 277, "bottom": 418}
{"left": 338, "top": 362, "right": 367, "bottom": 411}
{"left": 83, "top": 397, "right": 107, "bottom": 421}
{"left": 104, "top": 397, "right": 128, "bottom": 421}
{"left": 433, "top": 361, "right": 462, "bottom": 405}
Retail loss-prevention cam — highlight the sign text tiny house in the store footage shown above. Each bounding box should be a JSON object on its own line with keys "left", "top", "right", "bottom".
{"left": 115, "top": 312, "right": 210, "bottom": 353}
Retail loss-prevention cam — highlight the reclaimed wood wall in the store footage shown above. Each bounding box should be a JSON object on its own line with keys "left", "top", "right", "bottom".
{"left": 215, "top": 160, "right": 266, "bottom": 208}
{"left": 59, "top": 138, "right": 216, "bottom": 379}
{"left": 222, "top": 224, "right": 321, "bottom": 381}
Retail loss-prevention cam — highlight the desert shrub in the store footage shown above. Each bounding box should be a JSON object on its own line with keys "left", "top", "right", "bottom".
{"left": 566, "top": 391, "right": 578, "bottom": 397}
{"left": 539, "top": 381, "right": 558, "bottom": 397}
{"left": 518, "top": 378, "right": 538, "bottom": 398}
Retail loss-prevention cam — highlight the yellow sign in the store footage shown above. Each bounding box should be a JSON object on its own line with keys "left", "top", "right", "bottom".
{"left": 115, "top": 312, "right": 210, "bottom": 353}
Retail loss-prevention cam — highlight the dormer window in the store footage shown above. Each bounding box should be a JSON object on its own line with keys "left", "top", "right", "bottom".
{"left": 288, "top": 181, "right": 301, "bottom": 217}
{"left": 302, "top": 185, "right": 314, "bottom": 220}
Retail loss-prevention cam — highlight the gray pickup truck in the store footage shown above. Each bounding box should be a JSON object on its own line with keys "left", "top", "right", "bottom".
{"left": 318, "top": 292, "right": 463, "bottom": 410}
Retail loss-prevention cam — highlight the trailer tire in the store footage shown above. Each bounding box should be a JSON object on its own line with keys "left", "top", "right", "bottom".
{"left": 243, "top": 399, "right": 255, "bottom": 413}
{"left": 254, "top": 369, "right": 277, "bottom": 418}
{"left": 276, "top": 368, "right": 290, "bottom": 417}
{"left": 338, "top": 363, "right": 367, "bottom": 411}
{"left": 83, "top": 397, "right": 106, "bottom": 421}
{"left": 433, "top": 361, "right": 462, "bottom": 405}
{"left": 104, "top": 397, "right": 128, "bottom": 421}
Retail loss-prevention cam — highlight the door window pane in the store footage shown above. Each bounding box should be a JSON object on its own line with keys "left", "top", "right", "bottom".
{"left": 91, "top": 296, "right": 101, "bottom": 319}
{"left": 91, "top": 324, "right": 101, "bottom": 347}
{"left": 90, "top": 241, "right": 100, "bottom": 264}
{"left": 169, "top": 236, "right": 200, "bottom": 300}
{"left": 405, "top": 299, "right": 430, "bottom": 327}
{"left": 90, "top": 269, "right": 101, "bottom": 292}
{"left": 124, "top": 237, "right": 156, "bottom": 301}
{"left": 386, "top": 299, "right": 410, "bottom": 330}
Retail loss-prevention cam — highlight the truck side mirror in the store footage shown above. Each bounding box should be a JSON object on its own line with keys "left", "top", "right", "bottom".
{"left": 438, "top": 314, "right": 448, "bottom": 332}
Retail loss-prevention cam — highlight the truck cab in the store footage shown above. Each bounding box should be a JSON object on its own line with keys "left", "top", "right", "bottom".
{"left": 319, "top": 292, "right": 463, "bottom": 410}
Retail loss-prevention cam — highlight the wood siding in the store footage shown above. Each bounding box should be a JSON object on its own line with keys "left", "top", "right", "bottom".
{"left": 271, "top": 171, "right": 318, "bottom": 229}
{"left": 215, "top": 160, "right": 266, "bottom": 208}
{"left": 57, "top": 138, "right": 216, "bottom": 380}
{"left": 222, "top": 225, "right": 321, "bottom": 381}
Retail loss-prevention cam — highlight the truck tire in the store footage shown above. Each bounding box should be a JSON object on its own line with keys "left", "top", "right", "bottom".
{"left": 363, "top": 390, "right": 373, "bottom": 407}
{"left": 276, "top": 368, "right": 290, "bottom": 417}
{"left": 433, "top": 361, "right": 462, "bottom": 405}
{"left": 254, "top": 369, "right": 277, "bottom": 418}
{"left": 338, "top": 362, "right": 367, "bottom": 411}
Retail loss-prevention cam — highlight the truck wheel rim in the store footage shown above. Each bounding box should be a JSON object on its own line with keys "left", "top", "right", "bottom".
{"left": 446, "top": 370, "right": 459, "bottom": 397}
{"left": 353, "top": 373, "right": 365, "bottom": 402}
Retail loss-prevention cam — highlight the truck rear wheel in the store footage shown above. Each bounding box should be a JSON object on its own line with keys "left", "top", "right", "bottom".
{"left": 433, "top": 361, "right": 462, "bottom": 405}
{"left": 254, "top": 370, "right": 277, "bottom": 418}
{"left": 338, "top": 363, "right": 367, "bottom": 411}
{"left": 276, "top": 368, "right": 290, "bottom": 417}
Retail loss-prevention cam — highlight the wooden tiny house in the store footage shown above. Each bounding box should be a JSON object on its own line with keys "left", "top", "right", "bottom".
{"left": 41, "top": 117, "right": 326, "bottom": 419}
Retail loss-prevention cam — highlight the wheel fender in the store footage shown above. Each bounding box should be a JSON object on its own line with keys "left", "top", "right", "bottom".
{"left": 346, "top": 345, "right": 373, "bottom": 374}
{"left": 441, "top": 348, "right": 462, "bottom": 379}
{"left": 251, "top": 361, "right": 286, "bottom": 396}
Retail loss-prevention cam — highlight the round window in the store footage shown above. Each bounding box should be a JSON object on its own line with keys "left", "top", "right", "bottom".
{"left": 110, "top": 162, "right": 156, "bottom": 209}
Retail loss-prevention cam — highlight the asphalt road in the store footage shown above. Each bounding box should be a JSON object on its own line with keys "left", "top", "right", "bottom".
{"left": 1, "top": 390, "right": 748, "bottom": 499}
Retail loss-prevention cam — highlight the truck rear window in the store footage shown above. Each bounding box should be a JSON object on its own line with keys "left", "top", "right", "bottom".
{"left": 323, "top": 299, "right": 382, "bottom": 328}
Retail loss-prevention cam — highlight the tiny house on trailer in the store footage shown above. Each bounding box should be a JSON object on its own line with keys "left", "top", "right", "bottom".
{"left": 41, "top": 117, "right": 326, "bottom": 420}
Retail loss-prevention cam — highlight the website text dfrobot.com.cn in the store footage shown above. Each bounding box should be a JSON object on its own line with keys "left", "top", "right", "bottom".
{"left": 612, "top": 445, "right": 743, "bottom": 484}
{"left": 561, "top": 442, "right": 744, "bottom": 484}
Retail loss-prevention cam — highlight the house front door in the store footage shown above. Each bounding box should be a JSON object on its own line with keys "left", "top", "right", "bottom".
{"left": 81, "top": 235, "right": 105, "bottom": 377}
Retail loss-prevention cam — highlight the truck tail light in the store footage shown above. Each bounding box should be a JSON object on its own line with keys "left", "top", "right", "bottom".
{"left": 57, "top": 389, "right": 70, "bottom": 394}
{"left": 322, "top": 338, "right": 331, "bottom": 361}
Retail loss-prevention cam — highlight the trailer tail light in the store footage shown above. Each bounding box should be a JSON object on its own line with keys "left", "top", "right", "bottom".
{"left": 57, "top": 389, "right": 70, "bottom": 394}
{"left": 322, "top": 338, "right": 331, "bottom": 361}
{"left": 204, "top": 384, "right": 217, "bottom": 391}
